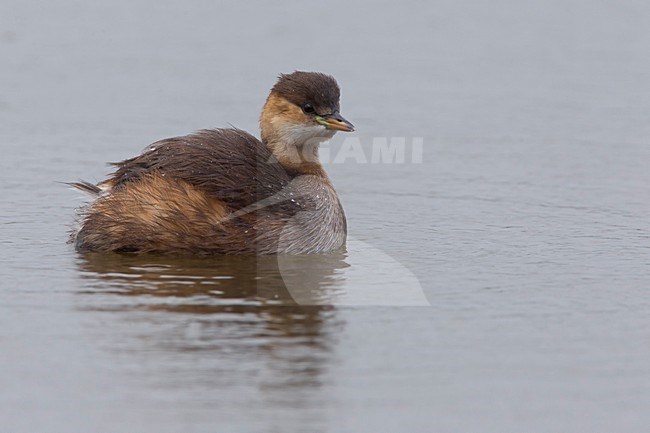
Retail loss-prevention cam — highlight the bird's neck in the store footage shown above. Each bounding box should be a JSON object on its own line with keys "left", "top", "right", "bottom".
{"left": 260, "top": 94, "right": 332, "bottom": 176}
{"left": 263, "top": 135, "right": 327, "bottom": 176}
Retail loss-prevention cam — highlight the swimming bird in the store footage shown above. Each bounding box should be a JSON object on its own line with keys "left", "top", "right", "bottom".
{"left": 70, "top": 71, "right": 354, "bottom": 254}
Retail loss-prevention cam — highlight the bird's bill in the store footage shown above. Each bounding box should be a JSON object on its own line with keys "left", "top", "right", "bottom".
{"left": 316, "top": 112, "right": 355, "bottom": 132}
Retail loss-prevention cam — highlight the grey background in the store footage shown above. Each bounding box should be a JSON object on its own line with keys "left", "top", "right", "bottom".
{"left": 1, "top": 1, "right": 650, "bottom": 432}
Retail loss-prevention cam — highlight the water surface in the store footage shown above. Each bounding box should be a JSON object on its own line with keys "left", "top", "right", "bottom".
{"left": 2, "top": 1, "right": 650, "bottom": 432}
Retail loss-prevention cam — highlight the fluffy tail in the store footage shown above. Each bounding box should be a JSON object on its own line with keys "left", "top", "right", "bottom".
{"left": 65, "top": 180, "right": 103, "bottom": 196}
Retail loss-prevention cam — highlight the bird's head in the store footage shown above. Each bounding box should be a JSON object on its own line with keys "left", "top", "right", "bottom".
{"left": 260, "top": 71, "right": 354, "bottom": 170}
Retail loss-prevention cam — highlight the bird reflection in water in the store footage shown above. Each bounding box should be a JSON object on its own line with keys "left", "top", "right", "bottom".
{"left": 75, "top": 252, "right": 350, "bottom": 393}
{"left": 76, "top": 251, "right": 350, "bottom": 309}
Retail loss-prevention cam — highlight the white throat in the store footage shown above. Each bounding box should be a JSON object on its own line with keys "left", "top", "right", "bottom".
{"left": 273, "top": 120, "right": 336, "bottom": 148}
{"left": 267, "top": 121, "right": 336, "bottom": 165}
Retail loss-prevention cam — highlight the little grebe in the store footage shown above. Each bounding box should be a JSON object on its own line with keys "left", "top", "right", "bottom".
{"left": 70, "top": 71, "right": 354, "bottom": 254}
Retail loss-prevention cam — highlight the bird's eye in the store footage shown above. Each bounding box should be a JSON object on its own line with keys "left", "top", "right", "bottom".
{"left": 302, "top": 104, "right": 315, "bottom": 114}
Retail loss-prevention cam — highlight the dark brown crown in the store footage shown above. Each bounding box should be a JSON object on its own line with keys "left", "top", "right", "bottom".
{"left": 271, "top": 71, "right": 341, "bottom": 114}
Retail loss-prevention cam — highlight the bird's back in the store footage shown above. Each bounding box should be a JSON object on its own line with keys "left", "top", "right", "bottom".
{"left": 72, "top": 128, "right": 346, "bottom": 254}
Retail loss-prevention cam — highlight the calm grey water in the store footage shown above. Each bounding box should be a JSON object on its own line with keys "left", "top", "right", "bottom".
{"left": 2, "top": 1, "right": 650, "bottom": 432}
